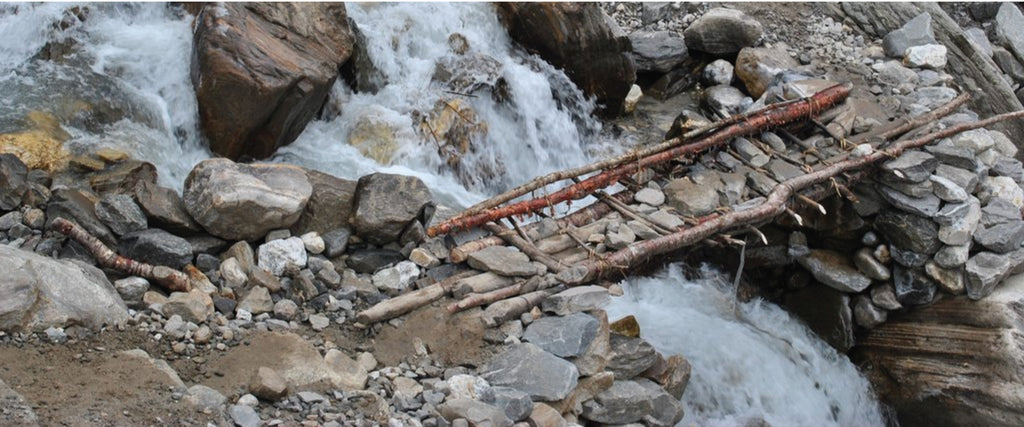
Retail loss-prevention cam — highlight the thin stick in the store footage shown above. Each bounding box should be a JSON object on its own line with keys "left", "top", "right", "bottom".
{"left": 51, "top": 217, "right": 191, "bottom": 292}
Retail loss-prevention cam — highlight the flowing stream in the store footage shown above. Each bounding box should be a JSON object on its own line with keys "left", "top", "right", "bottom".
{"left": 0, "top": 3, "right": 886, "bottom": 426}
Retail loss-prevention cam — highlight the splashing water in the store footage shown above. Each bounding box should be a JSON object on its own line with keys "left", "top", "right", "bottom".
{"left": 607, "top": 264, "right": 887, "bottom": 427}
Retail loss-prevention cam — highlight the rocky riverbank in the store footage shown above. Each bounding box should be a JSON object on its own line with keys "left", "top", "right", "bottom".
{"left": 3, "top": 2, "right": 1024, "bottom": 427}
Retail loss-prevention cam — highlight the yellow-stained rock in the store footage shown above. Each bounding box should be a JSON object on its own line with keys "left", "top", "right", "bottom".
{"left": 609, "top": 315, "right": 640, "bottom": 337}
{"left": 348, "top": 114, "right": 400, "bottom": 165}
{"left": 0, "top": 111, "right": 71, "bottom": 172}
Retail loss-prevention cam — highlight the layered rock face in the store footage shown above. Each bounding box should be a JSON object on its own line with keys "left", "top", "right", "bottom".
{"left": 851, "top": 276, "right": 1024, "bottom": 426}
{"left": 191, "top": 3, "right": 354, "bottom": 160}
{"left": 496, "top": 3, "right": 636, "bottom": 116}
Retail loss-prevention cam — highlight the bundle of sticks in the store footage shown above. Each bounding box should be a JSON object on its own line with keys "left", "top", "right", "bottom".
{"left": 358, "top": 83, "right": 1024, "bottom": 325}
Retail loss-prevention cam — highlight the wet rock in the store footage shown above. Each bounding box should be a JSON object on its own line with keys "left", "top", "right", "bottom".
{"left": 497, "top": 3, "right": 635, "bottom": 116}
{"left": 290, "top": 169, "right": 356, "bottom": 236}
{"left": 891, "top": 246, "right": 930, "bottom": 268}
{"left": 854, "top": 247, "right": 891, "bottom": 281}
{"left": 607, "top": 334, "right": 659, "bottom": 380}
{"left": 903, "top": 44, "right": 947, "bottom": 69}
{"left": 797, "top": 250, "right": 872, "bottom": 293}
{"left": 480, "top": 343, "right": 578, "bottom": 402}
{"left": 0, "top": 154, "right": 27, "bottom": 210}
{"left": 0, "top": 245, "right": 128, "bottom": 332}
{"left": 995, "top": 2, "right": 1024, "bottom": 65}
{"left": 184, "top": 159, "right": 313, "bottom": 241}
{"left": 467, "top": 246, "right": 537, "bottom": 277}
{"left": 351, "top": 173, "right": 432, "bottom": 245}
{"left": 118, "top": 229, "right": 193, "bottom": 270}
{"left": 629, "top": 30, "right": 687, "bottom": 73}
{"left": 257, "top": 237, "right": 307, "bottom": 276}
{"left": 580, "top": 380, "right": 655, "bottom": 425}
{"left": 623, "top": 84, "right": 642, "bottom": 114}
{"left": 702, "top": 85, "right": 751, "bottom": 116}
{"left": 439, "top": 399, "right": 513, "bottom": 427}
{"left": 854, "top": 296, "right": 888, "bottom": 329}
{"left": 882, "top": 12, "right": 936, "bottom": 57}
{"left": 734, "top": 47, "right": 800, "bottom": 98}
{"left": 784, "top": 284, "right": 855, "bottom": 352}
{"left": 46, "top": 188, "right": 116, "bottom": 246}
{"left": 965, "top": 249, "right": 1024, "bottom": 300}
{"left": 542, "top": 286, "right": 610, "bottom": 315}
{"left": 975, "top": 221, "right": 1024, "bottom": 253}
{"left": 191, "top": 3, "right": 354, "bottom": 160}
{"left": 893, "top": 265, "right": 938, "bottom": 306}
{"left": 703, "top": 59, "right": 734, "bottom": 86}
{"left": 852, "top": 277, "right": 1024, "bottom": 426}
{"left": 683, "top": 8, "right": 763, "bottom": 56}
{"left": 881, "top": 151, "right": 937, "bottom": 183}
{"left": 522, "top": 312, "right": 599, "bottom": 358}
{"left": 874, "top": 210, "right": 942, "bottom": 254}
{"left": 133, "top": 182, "right": 202, "bottom": 235}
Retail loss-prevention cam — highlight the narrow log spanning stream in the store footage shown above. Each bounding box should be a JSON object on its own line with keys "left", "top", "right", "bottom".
{"left": 0, "top": 3, "right": 885, "bottom": 425}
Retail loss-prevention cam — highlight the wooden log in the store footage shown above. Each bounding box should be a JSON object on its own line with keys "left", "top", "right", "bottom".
{"left": 452, "top": 272, "right": 516, "bottom": 299}
{"left": 481, "top": 289, "right": 555, "bottom": 327}
{"left": 558, "top": 107, "right": 1024, "bottom": 285}
{"left": 355, "top": 270, "right": 477, "bottom": 324}
{"left": 429, "top": 83, "right": 852, "bottom": 236}
{"left": 51, "top": 217, "right": 191, "bottom": 292}
{"left": 484, "top": 222, "right": 566, "bottom": 273}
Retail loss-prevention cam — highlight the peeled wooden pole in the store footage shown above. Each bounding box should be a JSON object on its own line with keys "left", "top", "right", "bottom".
{"left": 558, "top": 109, "right": 1024, "bottom": 286}
{"left": 429, "top": 83, "right": 853, "bottom": 236}
{"left": 355, "top": 270, "right": 477, "bottom": 324}
{"left": 52, "top": 217, "right": 192, "bottom": 292}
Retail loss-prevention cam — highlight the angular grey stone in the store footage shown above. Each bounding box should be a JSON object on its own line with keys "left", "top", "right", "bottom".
{"left": 854, "top": 247, "right": 891, "bottom": 281}
{"left": 992, "top": 157, "right": 1024, "bottom": 181}
{"left": 629, "top": 30, "right": 688, "bottom": 73}
{"left": 703, "top": 59, "right": 735, "bottom": 86}
{"left": 935, "top": 243, "right": 971, "bottom": 269}
{"left": 982, "top": 197, "right": 1022, "bottom": 227}
{"left": 47, "top": 189, "right": 117, "bottom": 246}
{"left": 607, "top": 334, "right": 659, "bottom": 380}
{"left": 964, "top": 27, "right": 994, "bottom": 57}
{"left": 0, "top": 211, "right": 21, "bottom": 231}
{"left": 879, "top": 179, "right": 933, "bottom": 199}
{"left": 522, "top": 312, "right": 599, "bottom": 358}
{"left": 990, "top": 130, "right": 1019, "bottom": 158}
{"left": 581, "top": 380, "right": 657, "bottom": 425}
{"left": 0, "top": 154, "right": 27, "bottom": 211}
{"left": 891, "top": 246, "right": 930, "bottom": 268}
{"left": 118, "top": 229, "right": 193, "bottom": 270}
{"left": 878, "top": 185, "right": 941, "bottom": 217}
{"left": 606, "top": 222, "right": 636, "bottom": 250}
{"left": 875, "top": 210, "right": 942, "bottom": 254}
{"left": 951, "top": 129, "right": 995, "bottom": 153}
{"left": 187, "top": 384, "right": 226, "bottom": 411}
{"left": 626, "top": 220, "right": 660, "bottom": 240}
{"left": 893, "top": 265, "right": 938, "bottom": 306}
{"left": 114, "top": 276, "right": 149, "bottom": 305}
{"left": 881, "top": 150, "right": 938, "bottom": 183}
{"left": 965, "top": 249, "right": 1024, "bottom": 299}
{"left": 352, "top": 173, "right": 432, "bottom": 245}
{"left": 480, "top": 343, "right": 578, "bottom": 402}
{"left": 481, "top": 387, "right": 533, "bottom": 422}
{"left": 648, "top": 210, "right": 684, "bottom": 230}
{"left": 184, "top": 159, "right": 312, "bottom": 241}
{"left": 927, "top": 144, "right": 979, "bottom": 171}
{"left": 371, "top": 260, "right": 419, "bottom": 295}
{"left": 238, "top": 286, "right": 273, "bottom": 315}
{"left": 873, "top": 60, "right": 920, "bottom": 86}
{"left": 870, "top": 283, "right": 903, "bottom": 311}
{"left": 467, "top": 246, "right": 537, "bottom": 277}
{"left": 634, "top": 188, "right": 665, "bottom": 207}
{"left": 664, "top": 175, "right": 722, "bottom": 216}
{"left": 766, "top": 158, "right": 804, "bottom": 181}
{"left": 797, "top": 249, "right": 873, "bottom": 293}
{"left": 683, "top": 8, "right": 763, "bottom": 55}
{"left": 163, "top": 290, "right": 213, "bottom": 324}
{"left": 996, "top": 3, "right": 1024, "bottom": 65}
{"left": 733, "top": 137, "right": 769, "bottom": 167}
{"left": 257, "top": 237, "right": 307, "bottom": 276}
{"left": 905, "top": 86, "right": 958, "bottom": 110}
{"left": 975, "top": 220, "right": 1024, "bottom": 253}
{"left": 542, "top": 286, "right": 610, "bottom": 315}
{"left": 925, "top": 261, "right": 965, "bottom": 295}
{"left": 439, "top": 399, "right": 512, "bottom": 427}
{"left": 929, "top": 175, "right": 967, "bottom": 202}
{"left": 229, "top": 404, "right": 260, "bottom": 427}
{"left": 854, "top": 295, "right": 887, "bottom": 329}
{"left": 702, "top": 85, "right": 751, "bottom": 116}
{"left": 883, "top": 13, "right": 936, "bottom": 57}
{"left": 636, "top": 378, "right": 685, "bottom": 427}
{"left": 904, "top": 44, "right": 947, "bottom": 68}
{"left": 95, "top": 194, "right": 148, "bottom": 236}
{"left": 322, "top": 228, "right": 351, "bottom": 258}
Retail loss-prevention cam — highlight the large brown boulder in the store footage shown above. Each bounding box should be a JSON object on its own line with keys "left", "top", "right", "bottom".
{"left": 191, "top": 3, "right": 354, "bottom": 160}
{"left": 496, "top": 3, "right": 635, "bottom": 117}
{"left": 850, "top": 275, "right": 1024, "bottom": 426}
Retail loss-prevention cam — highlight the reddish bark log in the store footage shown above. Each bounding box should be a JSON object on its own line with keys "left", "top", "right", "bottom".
{"left": 429, "top": 83, "right": 852, "bottom": 236}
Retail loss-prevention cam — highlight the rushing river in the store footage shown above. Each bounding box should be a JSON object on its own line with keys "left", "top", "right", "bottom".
{"left": 1, "top": 3, "right": 885, "bottom": 426}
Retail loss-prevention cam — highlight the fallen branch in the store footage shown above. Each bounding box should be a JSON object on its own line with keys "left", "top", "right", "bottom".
{"left": 429, "top": 83, "right": 853, "bottom": 236}
{"left": 355, "top": 270, "right": 477, "bottom": 324}
{"left": 51, "top": 217, "right": 191, "bottom": 292}
{"left": 483, "top": 222, "right": 566, "bottom": 273}
{"left": 557, "top": 108, "right": 1024, "bottom": 285}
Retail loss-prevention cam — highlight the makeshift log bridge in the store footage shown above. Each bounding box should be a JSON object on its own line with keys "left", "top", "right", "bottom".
{"left": 356, "top": 82, "right": 1022, "bottom": 326}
